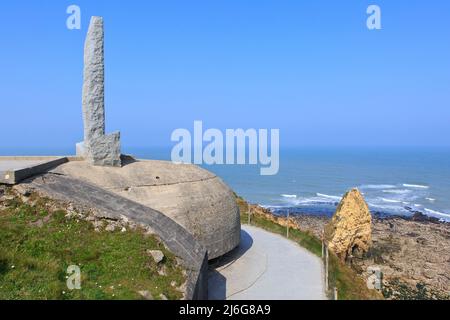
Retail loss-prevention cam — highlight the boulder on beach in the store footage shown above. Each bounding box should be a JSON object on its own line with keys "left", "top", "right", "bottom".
{"left": 324, "top": 188, "right": 372, "bottom": 261}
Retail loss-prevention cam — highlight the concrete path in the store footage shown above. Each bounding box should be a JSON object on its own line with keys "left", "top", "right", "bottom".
{"left": 208, "top": 225, "right": 326, "bottom": 300}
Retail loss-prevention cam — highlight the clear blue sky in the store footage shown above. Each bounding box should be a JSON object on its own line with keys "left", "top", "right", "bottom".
{"left": 1, "top": 0, "right": 449, "bottom": 151}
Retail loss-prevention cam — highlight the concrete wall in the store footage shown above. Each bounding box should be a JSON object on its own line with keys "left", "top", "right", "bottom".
{"left": 0, "top": 157, "right": 68, "bottom": 184}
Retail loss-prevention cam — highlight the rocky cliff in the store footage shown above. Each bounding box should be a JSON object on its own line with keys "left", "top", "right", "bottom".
{"left": 294, "top": 213, "right": 450, "bottom": 299}
{"left": 324, "top": 188, "right": 372, "bottom": 261}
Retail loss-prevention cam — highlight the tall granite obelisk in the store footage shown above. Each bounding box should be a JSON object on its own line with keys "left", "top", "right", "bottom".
{"left": 76, "top": 16, "right": 121, "bottom": 167}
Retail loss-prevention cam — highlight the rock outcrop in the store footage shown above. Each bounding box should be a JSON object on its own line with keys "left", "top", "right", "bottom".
{"left": 238, "top": 196, "right": 450, "bottom": 299}
{"left": 324, "top": 188, "right": 372, "bottom": 261}
{"left": 294, "top": 213, "right": 450, "bottom": 299}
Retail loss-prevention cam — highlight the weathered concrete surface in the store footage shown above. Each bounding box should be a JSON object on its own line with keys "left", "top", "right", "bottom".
{"left": 77, "top": 16, "right": 121, "bottom": 167}
{"left": 0, "top": 157, "right": 68, "bottom": 184}
{"left": 50, "top": 159, "right": 241, "bottom": 260}
{"left": 20, "top": 173, "right": 208, "bottom": 300}
{"left": 208, "top": 225, "right": 326, "bottom": 300}
{"left": 0, "top": 159, "right": 53, "bottom": 171}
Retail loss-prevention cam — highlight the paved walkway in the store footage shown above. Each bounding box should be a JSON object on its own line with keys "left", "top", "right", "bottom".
{"left": 208, "top": 225, "right": 326, "bottom": 300}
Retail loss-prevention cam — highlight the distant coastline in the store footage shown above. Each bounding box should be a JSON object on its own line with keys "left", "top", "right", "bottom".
{"left": 2, "top": 146, "right": 450, "bottom": 221}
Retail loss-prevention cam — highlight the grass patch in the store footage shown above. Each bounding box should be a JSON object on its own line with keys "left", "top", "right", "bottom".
{"left": 237, "top": 196, "right": 382, "bottom": 300}
{"left": 0, "top": 189, "right": 185, "bottom": 300}
{"left": 326, "top": 254, "right": 382, "bottom": 300}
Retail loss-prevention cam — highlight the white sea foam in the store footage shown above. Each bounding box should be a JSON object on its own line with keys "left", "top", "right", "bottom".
{"left": 424, "top": 208, "right": 450, "bottom": 219}
{"left": 264, "top": 195, "right": 338, "bottom": 208}
{"left": 316, "top": 193, "right": 342, "bottom": 201}
{"left": 360, "top": 184, "right": 396, "bottom": 189}
{"left": 369, "top": 203, "right": 409, "bottom": 213}
{"left": 297, "top": 198, "right": 330, "bottom": 204}
{"left": 426, "top": 198, "right": 436, "bottom": 202}
{"left": 380, "top": 198, "right": 402, "bottom": 204}
{"left": 281, "top": 194, "right": 297, "bottom": 198}
{"left": 382, "top": 189, "right": 411, "bottom": 194}
{"left": 402, "top": 184, "right": 429, "bottom": 189}
{"left": 260, "top": 204, "right": 284, "bottom": 209}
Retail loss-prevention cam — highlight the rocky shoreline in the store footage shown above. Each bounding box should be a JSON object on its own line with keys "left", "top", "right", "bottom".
{"left": 297, "top": 213, "right": 450, "bottom": 299}
{"left": 248, "top": 203, "right": 450, "bottom": 299}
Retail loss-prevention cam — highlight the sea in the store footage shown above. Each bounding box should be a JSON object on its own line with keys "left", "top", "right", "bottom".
{"left": 3, "top": 146, "right": 450, "bottom": 221}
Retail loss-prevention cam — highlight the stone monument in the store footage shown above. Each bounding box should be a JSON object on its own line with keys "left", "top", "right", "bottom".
{"left": 76, "top": 16, "right": 121, "bottom": 167}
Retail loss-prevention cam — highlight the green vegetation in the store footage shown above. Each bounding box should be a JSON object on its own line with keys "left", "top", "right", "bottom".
{"left": 237, "top": 196, "right": 382, "bottom": 300}
{"left": 0, "top": 189, "right": 185, "bottom": 300}
{"left": 239, "top": 208, "right": 322, "bottom": 257}
{"left": 326, "top": 254, "right": 382, "bottom": 300}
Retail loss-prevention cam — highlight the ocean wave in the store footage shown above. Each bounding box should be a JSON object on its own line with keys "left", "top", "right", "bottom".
{"left": 316, "top": 193, "right": 342, "bottom": 201}
{"left": 380, "top": 198, "right": 402, "bottom": 204}
{"left": 360, "top": 184, "right": 396, "bottom": 189}
{"left": 426, "top": 198, "right": 436, "bottom": 202}
{"left": 368, "top": 203, "right": 409, "bottom": 212}
{"left": 267, "top": 195, "right": 340, "bottom": 208}
{"left": 263, "top": 201, "right": 450, "bottom": 221}
{"left": 424, "top": 208, "right": 450, "bottom": 219}
{"left": 382, "top": 189, "right": 411, "bottom": 194}
{"left": 296, "top": 198, "right": 333, "bottom": 205}
{"left": 281, "top": 194, "right": 297, "bottom": 198}
{"left": 402, "top": 183, "right": 429, "bottom": 189}
{"left": 260, "top": 204, "right": 284, "bottom": 209}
